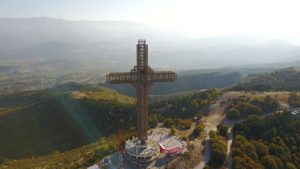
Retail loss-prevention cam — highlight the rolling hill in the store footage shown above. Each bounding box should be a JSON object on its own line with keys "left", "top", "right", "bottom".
{"left": 178, "top": 67, "right": 278, "bottom": 75}
{"left": 0, "top": 84, "right": 137, "bottom": 160}
{"left": 232, "top": 67, "right": 300, "bottom": 91}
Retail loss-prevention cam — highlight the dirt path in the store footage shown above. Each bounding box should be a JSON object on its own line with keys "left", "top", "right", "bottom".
{"left": 226, "top": 129, "right": 233, "bottom": 169}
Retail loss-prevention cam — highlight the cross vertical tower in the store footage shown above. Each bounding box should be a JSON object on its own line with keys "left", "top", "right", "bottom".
{"left": 136, "top": 40, "right": 148, "bottom": 143}
{"left": 106, "top": 39, "right": 177, "bottom": 143}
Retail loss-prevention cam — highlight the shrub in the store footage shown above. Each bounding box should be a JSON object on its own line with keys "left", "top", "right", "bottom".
{"left": 228, "top": 103, "right": 234, "bottom": 108}
{"left": 182, "top": 136, "right": 188, "bottom": 141}
{"left": 193, "top": 125, "right": 204, "bottom": 136}
{"left": 170, "top": 125, "right": 176, "bottom": 134}
{"left": 180, "top": 120, "right": 193, "bottom": 129}
{"left": 217, "top": 123, "right": 228, "bottom": 137}
{"left": 226, "top": 109, "right": 240, "bottom": 118}
{"left": 163, "top": 118, "right": 174, "bottom": 128}
{"left": 0, "top": 157, "right": 10, "bottom": 165}
{"left": 209, "top": 130, "right": 217, "bottom": 138}
{"left": 203, "top": 165, "right": 210, "bottom": 169}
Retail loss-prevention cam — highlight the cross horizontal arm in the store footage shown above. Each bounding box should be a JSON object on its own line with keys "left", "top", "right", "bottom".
{"left": 150, "top": 71, "right": 177, "bottom": 82}
{"left": 106, "top": 72, "right": 135, "bottom": 84}
{"left": 106, "top": 71, "right": 177, "bottom": 84}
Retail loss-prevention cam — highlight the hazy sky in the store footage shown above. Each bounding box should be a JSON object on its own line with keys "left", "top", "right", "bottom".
{"left": 1, "top": 0, "right": 300, "bottom": 36}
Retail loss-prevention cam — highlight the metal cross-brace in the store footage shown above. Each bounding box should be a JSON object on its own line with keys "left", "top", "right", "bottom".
{"left": 106, "top": 39, "right": 177, "bottom": 143}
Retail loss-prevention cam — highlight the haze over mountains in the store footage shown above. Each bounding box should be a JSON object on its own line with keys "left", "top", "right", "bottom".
{"left": 1, "top": 17, "right": 300, "bottom": 72}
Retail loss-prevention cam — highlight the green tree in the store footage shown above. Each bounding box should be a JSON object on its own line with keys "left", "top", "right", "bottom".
{"left": 269, "top": 143, "right": 288, "bottom": 161}
{"left": 211, "top": 142, "right": 227, "bottom": 164}
{"left": 182, "top": 107, "right": 186, "bottom": 112}
{"left": 285, "top": 162, "right": 297, "bottom": 169}
{"left": 209, "top": 130, "right": 217, "bottom": 138}
{"left": 180, "top": 120, "right": 193, "bottom": 129}
{"left": 289, "top": 93, "right": 299, "bottom": 102}
{"left": 193, "top": 125, "right": 204, "bottom": 136}
{"left": 244, "top": 142, "right": 258, "bottom": 162}
{"left": 226, "top": 109, "right": 240, "bottom": 118}
{"left": 170, "top": 125, "right": 176, "bottom": 134}
{"left": 253, "top": 96, "right": 263, "bottom": 102}
{"left": 250, "top": 140, "right": 269, "bottom": 157}
{"left": 228, "top": 103, "right": 234, "bottom": 108}
{"left": 174, "top": 118, "right": 182, "bottom": 125}
{"left": 217, "top": 123, "right": 228, "bottom": 137}
{"left": 200, "top": 99, "right": 208, "bottom": 107}
{"left": 232, "top": 156, "right": 247, "bottom": 169}
{"left": 163, "top": 118, "right": 174, "bottom": 128}
{"left": 261, "top": 155, "right": 279, "bottom": 169}
{"left": 191, "top": 99, "right": 199, "bottom": 109}
{"left": 203, "top": 165, "right": 210, "bottom": 169}
{"left": 233, "top": 134, "right": 247, "bottom": 144}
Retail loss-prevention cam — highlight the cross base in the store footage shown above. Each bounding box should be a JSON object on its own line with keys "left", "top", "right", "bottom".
{"left": 125, "top": 139, "right": 160, "bottom": 163}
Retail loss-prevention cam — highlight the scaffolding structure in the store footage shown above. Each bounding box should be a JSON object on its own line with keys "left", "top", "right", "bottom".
{"left": 107, "top": 39, "right": 177, "bottom": 143}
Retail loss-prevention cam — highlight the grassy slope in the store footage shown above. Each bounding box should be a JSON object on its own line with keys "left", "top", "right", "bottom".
{"left": 72, "top": 90, "right": 136, "bottom": 104}
{"left": 148, "top": 90, "right": 199, "bottom": 102}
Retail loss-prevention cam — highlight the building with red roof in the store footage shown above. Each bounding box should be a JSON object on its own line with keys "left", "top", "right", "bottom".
{"left": 166, "top": 146, "right": 182, "bottom": 154}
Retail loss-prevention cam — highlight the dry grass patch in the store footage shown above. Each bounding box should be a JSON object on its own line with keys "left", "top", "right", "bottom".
{"left": 71, "top": 91, "right": 136, "bottom": 104}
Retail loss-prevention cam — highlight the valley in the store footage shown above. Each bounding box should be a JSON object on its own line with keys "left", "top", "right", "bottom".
{"left": 1, "top": 2, "right": 300, "bottom": 169}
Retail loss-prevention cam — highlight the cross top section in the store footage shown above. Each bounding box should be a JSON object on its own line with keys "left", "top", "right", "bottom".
{"left": 106, "top": 39, "right": 176, "bottom": 89}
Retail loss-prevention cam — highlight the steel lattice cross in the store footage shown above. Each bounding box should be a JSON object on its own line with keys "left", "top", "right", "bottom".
{"left": 106, "top": 39, "right": 177, "bottom": 143}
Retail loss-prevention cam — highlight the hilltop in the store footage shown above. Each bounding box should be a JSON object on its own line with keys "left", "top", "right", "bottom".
{"left": 0, "top": 82, "right": 222, "bottom": 161}
{"left": 0, "top": 85, "right": 222, "bottom": 168}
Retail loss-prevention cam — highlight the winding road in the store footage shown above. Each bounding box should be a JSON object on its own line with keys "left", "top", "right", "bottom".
{"left": 226, "top": 130, "right": 233, "bottom": 169}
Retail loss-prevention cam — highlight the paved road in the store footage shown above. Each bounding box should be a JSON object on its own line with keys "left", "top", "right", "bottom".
{"left": 195, "top": 134, "right": 211, "bottom": 169}
{"left": 226, "top": 129, "right": 233, "bottom": 169}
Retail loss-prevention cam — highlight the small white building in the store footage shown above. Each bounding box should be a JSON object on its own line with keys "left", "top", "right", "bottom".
{"left": 87, "top": 164, "right": 99, "bottom": 169}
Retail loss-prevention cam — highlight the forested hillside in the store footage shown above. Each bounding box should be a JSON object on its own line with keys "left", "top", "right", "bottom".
{"left": 0, "top": 83, "right": 137, "bottom": 160}
{"left": 179, "top": 67, "right": 277, "bottom": 75}
{"left": 231, "top": 67, "right": 300, "bottom": 92}
{"left": 0, "top": 92, "right": 136, "bottom": 160}
{"left": 232, "top": 111, "right": 300, "bottom": 169}
{"left": 0, "top": 82, "right": 219, "bottom": 161}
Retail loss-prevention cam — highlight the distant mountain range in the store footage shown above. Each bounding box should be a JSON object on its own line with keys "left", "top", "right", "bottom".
{"left": 1, "top": 17, "right": 300, "bottom": 71}
{"left": 179, "top": 60, "right": 300, "bottom": 75}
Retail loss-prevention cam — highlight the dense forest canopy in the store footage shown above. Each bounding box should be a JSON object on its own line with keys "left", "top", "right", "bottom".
{"left": 229, "top": 67, "right": 300, "bottom": 92}
{"left": 232, "top": 111, "right": 300, "bottom": 169}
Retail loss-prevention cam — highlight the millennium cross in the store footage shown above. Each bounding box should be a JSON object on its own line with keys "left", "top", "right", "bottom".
{"left": 106, "top": 39, "right": 177, "bottom": 143}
